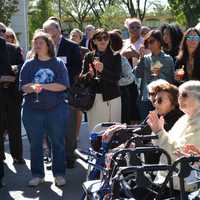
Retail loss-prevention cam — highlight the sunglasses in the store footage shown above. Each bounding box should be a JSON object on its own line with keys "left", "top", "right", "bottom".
{"left": 186, "top": 35, "right": 200, "bottom": 41}
{"left": 6, "top": 34, "right": 14, "bottom": 39}
{"left": 0, "top": 29, "right": 6, "bottom": 33}
{"left": 129, "top": 26, "right": 141, "bottom": 30}
{"left": 154, "top": 97, "right": 163, "bottom": 104}
{"left": 96, "top": 35, "right": 109, "bottom": 41}
{"left": 149, "top": 92, "right": 156, "bottom": 96}
{"left": 179, "top": 92, "right": 188, "bottom": 98}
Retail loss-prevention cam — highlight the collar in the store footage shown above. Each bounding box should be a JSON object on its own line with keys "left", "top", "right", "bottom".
{"left": 55, "top": 35, "right": 62, "bottom": 56}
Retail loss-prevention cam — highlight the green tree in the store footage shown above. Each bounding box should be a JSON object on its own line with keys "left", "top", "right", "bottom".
{"left": 100, "top": 5, "right": 127, "bottom": 30}
{"left": 28, "top": 0, "right": 54, "bottom": 44}
{"left": 87, "top": 0, "right": 119, "bottom": 26}
{"left": 0, "top": 0, "right": 19, "bottom": 24}
{"left": 168, "top": 0, "right": 200, "bottom": 27}
{"left": 119, "top": 0, "right": 148, "bottom": 21}
{"left": 58, "top": 0, "right": 96, "bottom": 30}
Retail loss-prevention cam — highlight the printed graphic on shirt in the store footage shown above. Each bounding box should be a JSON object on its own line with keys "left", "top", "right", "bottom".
{"left": 33, "top": 68, "right": 55, "bottom": 84}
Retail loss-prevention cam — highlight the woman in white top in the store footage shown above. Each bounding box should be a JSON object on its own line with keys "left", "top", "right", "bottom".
{"left": 147, "top": 80, "right": 200, "bottom": 191}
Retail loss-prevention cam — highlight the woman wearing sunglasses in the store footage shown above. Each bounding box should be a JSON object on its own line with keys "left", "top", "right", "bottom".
{"left": 147, "top": 80, "right": 200, "bottom": 191}
{"left": 175, "top": 28, "right": 200, "bottom": 82}
{"left": 81, "top": 28, "right": 121, "bottom": 132}
{"left": 134, "top": 29, "right": 175, "bottom": 120}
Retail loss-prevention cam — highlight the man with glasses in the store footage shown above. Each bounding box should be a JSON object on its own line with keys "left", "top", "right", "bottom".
{"left": 43, "top": 19, "right": 82, "bottom": 169}
{"left": 0, "top": 22, "right": 24, "bottom": 166}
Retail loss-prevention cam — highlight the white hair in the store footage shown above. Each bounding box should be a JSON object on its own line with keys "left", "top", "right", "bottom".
{"left": 195, "top": 23, "right": 200, "bottom": 31}
{"left": 43, "top": 20, "right": 61, "bottom": 32}
{"left": 147, "top": 79, "right": 169, "bottom": 92}
{"left": 179, "top": 80, "right": 200, "bottom": 101}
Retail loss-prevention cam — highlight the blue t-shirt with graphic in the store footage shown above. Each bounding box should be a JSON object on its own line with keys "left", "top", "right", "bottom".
{"left": 19, "top": 57, "right": 69, "bottom": 110}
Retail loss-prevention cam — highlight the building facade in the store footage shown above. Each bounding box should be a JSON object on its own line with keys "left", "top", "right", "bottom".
{"left": 11, "top": 0, "right": 29, "bottom": 53}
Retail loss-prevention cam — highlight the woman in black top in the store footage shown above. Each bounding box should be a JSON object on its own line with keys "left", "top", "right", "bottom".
{"left": 160, "top": 23, "right": 183, "bottom": 62}
{"left": 81, "top": 28, "right": 121, "bottom": 132}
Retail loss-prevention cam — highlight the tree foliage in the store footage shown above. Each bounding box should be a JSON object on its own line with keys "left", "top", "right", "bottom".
{"left": 168, "top": 0, "right": 200, "bottom": 27}
{"left": 59, "top": 0, "right": 96, "bottom": 30}
{"left": 0, "top": 0, "right": 19, "bottom": 24}
{"left": 28, "top": 0, "right": 54, "bottom": 43}
{"left": 100, "top": 5, "right": 127, "bottom": 30}
{"left": 119, "top": 0, "right": 148, "bottom": 21}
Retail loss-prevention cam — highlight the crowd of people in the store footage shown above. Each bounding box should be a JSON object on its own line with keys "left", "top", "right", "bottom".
{"left": 0, "top": 16, "right": 200, "bottom": 196}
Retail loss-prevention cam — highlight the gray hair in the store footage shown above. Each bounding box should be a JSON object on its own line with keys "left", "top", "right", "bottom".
{"left": 43, "top": 20, "right": 61, "bottom": 32}
{"left": 179, "top": 80, "right": 200, "bottom": 101}
{"left": 70, "top": 28, "right": 83, "bottom": 40}
{"left": 85, "top": 24, "right": 95, "bottom": 32}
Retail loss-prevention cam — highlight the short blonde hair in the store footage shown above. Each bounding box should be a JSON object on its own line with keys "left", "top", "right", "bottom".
{"left": 6, "top": 27, "right": 19, "bottom": 46}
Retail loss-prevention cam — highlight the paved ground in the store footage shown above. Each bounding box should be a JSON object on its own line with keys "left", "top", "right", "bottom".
{"left": 0, "top": 122, "right": 90, "bottom": 200}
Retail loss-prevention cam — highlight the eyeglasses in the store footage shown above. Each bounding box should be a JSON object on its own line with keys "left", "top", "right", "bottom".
{"left": 149, "top": 92, "right": 156, "bottom": 96}
{"left": 6, "top": 34, "right": 14, "bottom": 39}
{"left": 186, "top": 35, "right": 200, "bottom": 41}
{"left": 179, "top": 92, "right": 188, "bottom": 98}
{"left": 96, "top": 35, "right": 109, "bottom": 41}
{"left": 148, "top": 39, "right": 156, "bottom": 44}
{"left": 0, "top": 29, "right": 6, "bottom": 33}
{"left": 154, "top": 97, "right": 163, "bottom": 104}
{"left": 129, "top": 26, "right": 141, "bottom": 30}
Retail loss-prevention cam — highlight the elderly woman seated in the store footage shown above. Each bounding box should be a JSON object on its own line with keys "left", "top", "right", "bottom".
{"left": 97, "top": 81, "right": 183, "bottom": 170}
{"left": 147, "top": 80, "right": 200, "bottom": 191}
{"left": 99, "top": 81, "right": 183, "bottom": 151}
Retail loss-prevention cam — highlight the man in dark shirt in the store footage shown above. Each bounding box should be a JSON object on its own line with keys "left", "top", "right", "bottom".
{"left": 43, "top": 19, "right": 82, "bottom": 168}
{"left": 0, "top": 22, "right": 24, "bottom": 165}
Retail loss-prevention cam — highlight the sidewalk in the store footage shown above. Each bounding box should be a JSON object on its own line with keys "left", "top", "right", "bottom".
{"left": 0, "top": 122, "right": 90, "bottom": 200}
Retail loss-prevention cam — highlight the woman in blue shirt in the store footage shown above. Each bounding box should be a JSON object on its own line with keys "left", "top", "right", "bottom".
{"left": 19, "top": 31, "right": 69, "bottom": 187}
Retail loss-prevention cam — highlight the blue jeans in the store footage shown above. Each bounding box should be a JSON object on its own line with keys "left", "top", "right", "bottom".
{"left": 65, "top": 104, "right": 77, "bottom": 162}
{"left": 22, "top": 102, "right": 68, "bottom": 178}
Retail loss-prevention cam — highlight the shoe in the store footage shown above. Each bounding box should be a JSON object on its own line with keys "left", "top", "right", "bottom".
{"left": 66, "top": 160, "right": 75, "bottom": 169}
{"left": 54, "top": 176, "right": 66, "bottom": 186}
{"left": 28, "top": 177, "right": 44, "bottom": 187}
{"left": 13, "top": 158, "right": 25, "bottom": 165}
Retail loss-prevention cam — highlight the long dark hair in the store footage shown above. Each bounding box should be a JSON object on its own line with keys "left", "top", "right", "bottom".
{"left": 32, "top": 31, "right": 55, "bottom": 59}
{"left": 177, "top": 27, "right": 200, "bottom": 80}
{"left": 160, "top": 23, "right": 183, "bottom": 57}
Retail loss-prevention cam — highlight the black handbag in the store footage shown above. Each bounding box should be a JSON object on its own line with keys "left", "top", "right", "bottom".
{"left": 68, "top": 79, "right": 96, "bottom": 111}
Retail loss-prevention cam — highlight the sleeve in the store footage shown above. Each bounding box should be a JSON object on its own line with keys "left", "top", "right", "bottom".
{"left": 55, "top": 59, "right": 70, "bottom": 87}
{"left": 70, "top": 44, "right": 82, "bottom": 78}
{"left": 118, "top": 57, "right": 135, "bottom": 86}
{"left": 101, "top": 53, "right": 121, "bottom": 84}
{"left": 19, "top": 61, "right": 31, "bottom": 90}
{"left": 133, "top": 57, "right": 146, "bottom": 78}
{"left": 167, "top": 56, "right": 175, "bottom": 83}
